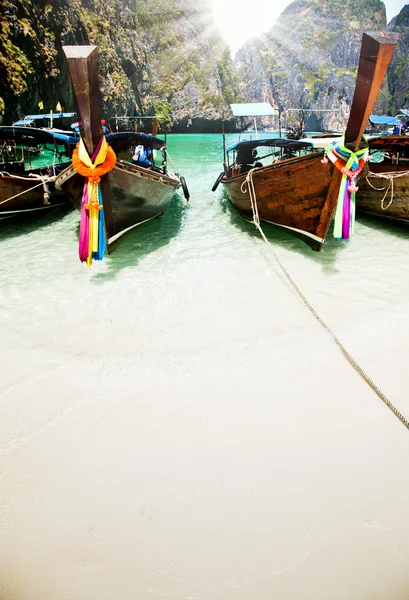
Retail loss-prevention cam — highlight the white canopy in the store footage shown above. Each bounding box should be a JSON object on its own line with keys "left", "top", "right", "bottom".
{"left": 230, "top": 103, "right": 276, "bottom": 117}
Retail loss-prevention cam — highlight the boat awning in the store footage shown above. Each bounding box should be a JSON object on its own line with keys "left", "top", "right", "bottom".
{"left": 369, "top": 114, "right": 401, "bottom": 125}
{"left": 13, "top": 118, "right": 36, "bottom": 126}
{"left": 13, "top": 112, "right": 76, "bottom": 125}
{"left": 230, "top": 103, "right": 276, "bottom": 117}
{"left": 400, "top": 109, "right": 409, "bottom": 117}
{"left": 0, "top": 126, "right": 77, "bottom": 146}
{"left": 227, "top": 138, "right": 313, "bottom": 153}
{"left": 105, "top": 131, "right": 165, "bottom": 152}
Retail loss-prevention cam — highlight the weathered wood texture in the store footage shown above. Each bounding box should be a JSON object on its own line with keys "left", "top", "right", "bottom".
{"left": 61, "top": 45, "right": 183, "bottom": 251}
{"left": 0, "top": 174, "right": 65, "bottom": 218}
{"left": 63, "top": 46, "right": 102, "bottom": 154}
{"left": 357, "top": 171, "right": 409, "bottom": 221}
{"left": 56, "top": 160, "right": 180, "bottom": 242}
{"left": 357, "top": 135, "right": 409, "bottom": 222}
{"left": 222, "top": 32, "right": 398, "bottom": 250}
{"left": 223, "top": 152, "right": 334, "bottom": 249}
{"left": 345, "top": 32, "right": 399, "bottom": 149}
{"left": 63, "top": 45, "right": 114, "bottom": 241}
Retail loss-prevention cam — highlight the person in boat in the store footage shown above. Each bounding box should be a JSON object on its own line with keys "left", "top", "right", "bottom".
{"left": 71, "top": 122, "right": 80, "bottom": 135}
{"left": 101, "top": 119, "right": 111, "bottom": 134}
{"left": 132, "top": 144, "right": 154, "bottom": 168}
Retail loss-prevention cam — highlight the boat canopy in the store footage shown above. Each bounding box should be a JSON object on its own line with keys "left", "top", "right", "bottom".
{"left": 227, "top": 138, "right": 313, "bottom": 153}
{"left": 369, "top": 114, "right": 401, "bottom": 125}
{"left": 105, "top": 131, "right": 165, "bottom": 152}
{"left": 12, "top": 118, "right": 35, "bottom": 126}
{"left": 230, "top": 103, "right": 276, "bottom": 117}
{"left": 0, "top": 126, "right": 77, "bottom": 146}
{"left": 13, "top": 112, "right": 76, "bottom": 125}
{"left": 400, "top": 109, "right": 409, "bottom": 117}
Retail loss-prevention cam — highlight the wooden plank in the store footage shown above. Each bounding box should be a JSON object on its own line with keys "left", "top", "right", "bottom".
{"left": 151, "top": 118, "right": 159, "bottom": 137}
{"left": 62, "top": 46, "right": 102, "bottom": 155}
{"left": 345, "top": 31, "right": 399, "bottom": 149}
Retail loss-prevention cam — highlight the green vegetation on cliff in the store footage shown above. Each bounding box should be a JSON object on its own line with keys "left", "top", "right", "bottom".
{"left": 0, "top": 0, "right": 241, "bottom": 128}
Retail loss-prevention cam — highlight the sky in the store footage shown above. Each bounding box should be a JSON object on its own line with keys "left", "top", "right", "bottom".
{"left": 211, "top": 0, "right": 409, "bottom": 55}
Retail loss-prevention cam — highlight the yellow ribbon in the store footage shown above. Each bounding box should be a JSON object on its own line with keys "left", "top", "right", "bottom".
{"left": 78, "top": 137, "right": 108, "bottom": 266}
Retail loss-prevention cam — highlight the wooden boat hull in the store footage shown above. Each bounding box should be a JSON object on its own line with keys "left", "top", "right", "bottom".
{"left": 357, "top": 136, "right": 409, "bottom": 223}
{"left": 55, "top": 160, "right": 181, "bottom": 246}
{"left": 222, "top": 152, "right": 335, "bottom": 250}
{"left": 357, "top": 167, "right": 409, "bottom": 222}
{"left": 0, "top": 172, "right": 66, "bottom": 220}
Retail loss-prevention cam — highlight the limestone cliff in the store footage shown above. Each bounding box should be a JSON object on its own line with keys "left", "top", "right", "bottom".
{"left": 234, "top": 0, "right": 389, "bottom": 131}
{"left": 387, "top": 5, "right": 409, "bottom": 114}
{"left": 1, "top": 0, "right": 408, "bottom": 132}
{"left": 0, "top": 0, "right": 241, "bottom": 130}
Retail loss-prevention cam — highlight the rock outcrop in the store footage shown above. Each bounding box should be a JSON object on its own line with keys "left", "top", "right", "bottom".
{"left": 234, "top": 0, "right": 390, "bottom": 132}
{"left": 0, "top": 0, "right": 241, "bottom": 130}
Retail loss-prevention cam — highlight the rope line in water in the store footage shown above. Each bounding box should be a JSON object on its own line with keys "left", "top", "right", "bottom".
{"left": 242, "top": 169, "right": 409, "bottom": 431}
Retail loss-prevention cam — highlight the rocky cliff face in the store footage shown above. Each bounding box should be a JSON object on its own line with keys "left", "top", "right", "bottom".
{"left": 387, "top": 5, "right": 409, "bottom": 114}
{"left": 0, "top": 0, "right": 241, "bottom": 130}
{"left": 1, "top": 0, "right": 408, "bottom": 132}
{"left": 234, "top": 0, "right": 389, "bottom": 131}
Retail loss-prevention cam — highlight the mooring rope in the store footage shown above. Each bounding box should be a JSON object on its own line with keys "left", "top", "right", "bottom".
{"left": 365, "top": 169, "right": 409, "bottom": 210}
{"left": 241, "top": 168, "right": 409, "bottom": 431}
{"left": 0, "top": 173, "right": 54, "bottom": 205}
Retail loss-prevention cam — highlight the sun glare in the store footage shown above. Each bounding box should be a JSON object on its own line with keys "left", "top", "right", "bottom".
{"left": 211, "top": 0, "right": 408, "bottom": 56}
{"left": 211, "top": 0, "right": 291, "bottom": 55}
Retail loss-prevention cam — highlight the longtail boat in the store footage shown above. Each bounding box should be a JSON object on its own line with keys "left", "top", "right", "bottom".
{"left": 55, "top": 46, "right": 189, "bottom": 261}
{"left": 213, "top": 32, "right": 398, "bottom": 251}
{"left": 356, "top": 134, "right": 409, "bottom": 223}
{"left": 0, "top": 126, "right": 76, "bottom": 220}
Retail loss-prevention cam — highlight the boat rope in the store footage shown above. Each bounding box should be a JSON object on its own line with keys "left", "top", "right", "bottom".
{"left": 241, "top": 168, "right": 409, "bottom": 431}
{"left": 364, "top": 169, "right": 409, "bottom": 210}
{"left": 165, "top": 151, "right": 176, "bottom": 171}
{"left": 0, "top": 173, "right": 54, "bottom": 205}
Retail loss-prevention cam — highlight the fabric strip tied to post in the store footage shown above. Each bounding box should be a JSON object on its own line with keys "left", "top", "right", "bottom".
{"left": 72, "top": 136, "right": 116, "bottom": 266}
{"left": 322, "top": 137, "right": 369, "bottom": 240}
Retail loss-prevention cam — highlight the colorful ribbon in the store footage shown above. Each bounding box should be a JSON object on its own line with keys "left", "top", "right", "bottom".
{"left": 72, "top": 136, "right": 116, "bottom": 266}
{"left": 322, "top": 137, "right": 369, "bottom": 240}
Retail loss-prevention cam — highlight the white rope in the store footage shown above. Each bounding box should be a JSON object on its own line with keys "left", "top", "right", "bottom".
{"left": 365, "top": 169, "right": 409, "bottom": 210}
{"left": 164, "top": 149, "right": 177, "bottom": 173}
{"left": 0, "top": 173, "right": 54, "bottom": 205}
{"left": 241, "top": 168, "right": 268, "bottom": 241}
{"left": 240, "top": 168, "right": 409, "bottom": 431}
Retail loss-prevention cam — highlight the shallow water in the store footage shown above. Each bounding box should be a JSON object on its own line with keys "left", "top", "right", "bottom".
{"left": 1, "top": 133, "right": 409, "bottom": 600}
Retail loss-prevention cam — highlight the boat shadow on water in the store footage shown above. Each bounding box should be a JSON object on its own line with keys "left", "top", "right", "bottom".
{"left": 90, "top": 194, "right": 188, "bottom": 282}
{"left": 356, "top": 212, "right": 409, "bottom": 241}
{"left": 219, "top": 192, "right": 345, "bottom": 271}
{"left": 0, "top": 204, "right": 73, "bottom": 243}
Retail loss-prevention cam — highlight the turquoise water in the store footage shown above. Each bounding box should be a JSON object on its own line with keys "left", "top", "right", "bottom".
{"left": 0, "top": 143, "right": 72, "bottom": 170}
{"left": 1, "top": 133, "right": 409, "bottom": 599}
